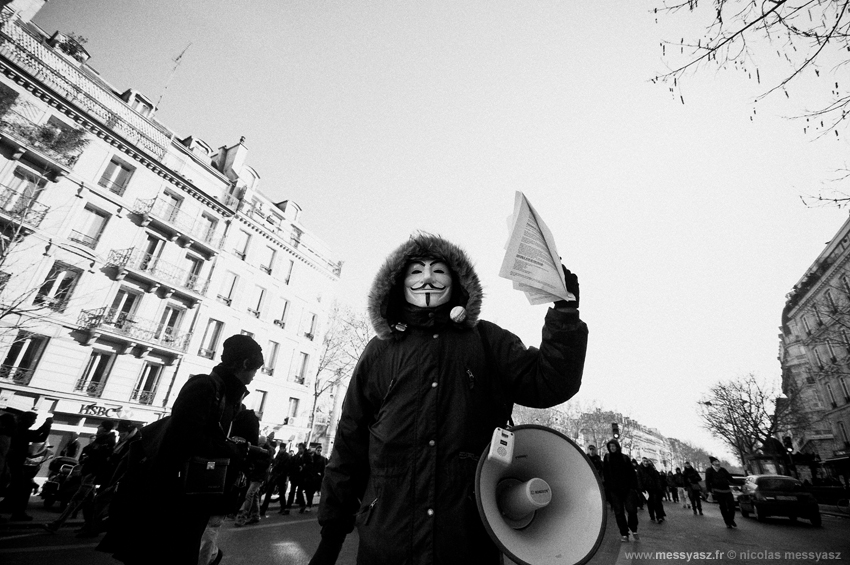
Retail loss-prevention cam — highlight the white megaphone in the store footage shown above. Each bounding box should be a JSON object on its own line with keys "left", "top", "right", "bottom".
{"left": 475, "top": 425, "right": 607, "bottom": 565}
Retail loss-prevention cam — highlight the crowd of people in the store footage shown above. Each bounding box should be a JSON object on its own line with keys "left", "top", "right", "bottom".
{"left": 587, "top": 440, "right": 740, "bottom": 542}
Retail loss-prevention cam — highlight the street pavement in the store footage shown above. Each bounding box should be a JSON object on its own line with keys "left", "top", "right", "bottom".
{"left": 0, "top": 495, "right": 848, "bottom": 564}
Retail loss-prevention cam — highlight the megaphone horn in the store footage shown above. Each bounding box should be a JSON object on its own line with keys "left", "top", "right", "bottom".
{"left": 475, "top": 425, "right": 607, "bottom": 565}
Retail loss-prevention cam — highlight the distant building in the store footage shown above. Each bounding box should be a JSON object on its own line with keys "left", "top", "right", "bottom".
{"left": 0, "top": 3, "right": 341, "bottom": 453}
{"left": 779, "top": 214, "right": 850, "bottom": 484}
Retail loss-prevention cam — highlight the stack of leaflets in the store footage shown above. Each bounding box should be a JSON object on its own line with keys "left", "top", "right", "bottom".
{"left": 498, "top": 191, "right": 575, "bottom": 305}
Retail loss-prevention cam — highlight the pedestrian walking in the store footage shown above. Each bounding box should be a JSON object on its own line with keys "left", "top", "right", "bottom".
{"left": 45, "top": 421, "right": 116, "bottom": 533}
{"left": 673, "top": 467, "right": 689, "bottom": 508}
{"left": 586, "top": 445, "right": 604, "bottom": 479}
{"left": 603, "top": 439, "right": 640, "bottom": 542}
{"left": 638, "top": 458, "right": 666, "bottom": 524}
{"left": 666, "top": 471, "right": 677, "bottom": 503}
{"left": 1, "top": 412, "right": 52, "bottom": 521}
{"left": 310, "top": 233, "right": 587, "bottom": 564}
{"left": 98, "top": 334, "right": 262, "bottom": 565}
{"left": 682, "top": 461, "right": 703, "bottom": 515}
{"left": 705, "top": 457, "right": 737, "bottom": 528}
{"left": 282, "top": 443, "right": 307, "bottom": 514}
{"left": 262, "top": 442, "right": 290, "bottom": 516}
{"left": 236, "top": 432, "right": 272, "bottom": 527}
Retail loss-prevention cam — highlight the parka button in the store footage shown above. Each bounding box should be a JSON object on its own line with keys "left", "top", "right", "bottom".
{"left": 427, "top": 508, "right": 434, "bottom": 516}
{"left": 429, "top": 440, "right": 435, "bottom": 446}
{"left": 432, "top": 334, "right": 438, "bottom": 339}
{"left": 431, "top": 382, "right": 437, "bottom": 388}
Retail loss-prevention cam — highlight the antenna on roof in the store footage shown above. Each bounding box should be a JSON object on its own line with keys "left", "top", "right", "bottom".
{"left": 152, "top": 42, "right": 192, "bottom": 117}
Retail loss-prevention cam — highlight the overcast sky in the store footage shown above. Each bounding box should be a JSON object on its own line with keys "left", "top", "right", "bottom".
{"left": 32, "top": 0, "right": 850, "bottom": 459}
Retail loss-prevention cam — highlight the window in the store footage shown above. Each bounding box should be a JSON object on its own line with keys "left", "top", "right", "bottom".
{"left": 802, "top": 316, "right": 812, "bottom": 335}
{"left": 197, "top": 214, "right": 218, "bottom": 244}
{"left": 274, "top": 299, "right": 289, "bottom": 328}
{"left": 0, "top": 168, "right": 46, "bottom": 217}
{"left": 198, "top": 318, "right": 223, "bottom": 359}
{"left": 838, "top": 421, "right": 849, "bottom": 446}
{"left": 184, "top": 254, "right": 203, "bottom": 291}
{"left": 132, "top": 363, "right": 162, "bottom": 405}
{"left": 263, "top": 340, "right": 279, "bottom": 375}
{"left": 826, "top": 383, "right": 837, "bottom": 408}
{"left": 232, "top": 229, "right": 251, "bottom": 260}
{"left": 98, "top": 156, "right": 134, "bottom": 195}
{"left": 827, "top": 339, "right": 837, "bottom": 362}
{"left": 156, "top": 303, "right": 184, "bottom": 344}
{"left": 286, "top": 397, "right": 299, "bottom": 424}
{"left": 843, "top": 275, "right": 850, "bottom": 297}
{"left": 76, "top": 350, "right": 115, "bottom": 397}
{"left": 161, "top": 191, "right": 182, "bottom": 223}
{"left": 248, "top": 285, "right": 265, "bottom": 318}
{"left": 250, "top": 390, "right": 267, "bottom": 417}
{"left": 217, "top": 271, "right": 238, "bottom": 306}
{"left": 34, "top": 261, "right": 82, "bottom": 312}
{"left": 291, "top": 226, "right": 302, "bottom": 248}
{"left": 0, "top": 331, "right": 48, "bottom": 385}
{"left": 259, "top": 245, "right": 276, "bottom": 275}
{"left": 107, "top": 287, "right": 141, "bottom": 330}
{"left": 841, "top": 378, "right": 850, "bottom": 402}
{"left": 240, "top": 329, "right": 254, "bottom": 337}
{"left": 141, "top": 234, "right": 165, "bottom": 272}
{"left": 283, "top": 259, "right": 294, "bottom": 285}
{"left": 292, "top": 352, "right": 308, "bottom": 384}
{"left": 825, "top": 289, "right": 837, "bottom": 312}
{"left": 303, "top": 312, "right": 317, "bottom": 340}
{"left": 813, "top": 347, "right": 825, "bottom": 369}
{"left": 69, "top": 205, "right": 108, "bottom": 249}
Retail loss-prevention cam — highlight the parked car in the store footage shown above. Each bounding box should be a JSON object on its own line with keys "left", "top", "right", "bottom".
{"left": 701, "top": 474, "right": 746, "bottom": 505}
{"left": 738, "top": 474, "right": 821, "bottom": 526}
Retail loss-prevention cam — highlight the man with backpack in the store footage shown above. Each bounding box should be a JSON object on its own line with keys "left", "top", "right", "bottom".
{"left": 98, "top": 335, "right": 263, "bottom": 565}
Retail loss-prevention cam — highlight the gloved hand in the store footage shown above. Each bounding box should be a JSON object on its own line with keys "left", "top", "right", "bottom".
{"left": 308, "top": 522, "right": 349, "bottom": 565}
{"left": 554, "top": 265, "right": 579, "bottom": 309}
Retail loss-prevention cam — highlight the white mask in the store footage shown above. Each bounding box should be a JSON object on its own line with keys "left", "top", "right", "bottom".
{"left": 403, "top": 258, "right": 452, "bottom": 308}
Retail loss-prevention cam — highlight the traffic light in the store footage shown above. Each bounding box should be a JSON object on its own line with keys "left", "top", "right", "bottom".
{"left": 783, "top": 436, "right": 793, "bottom": 453}
{"left": 612, "top": 422, "right": 620, "bottom": 439}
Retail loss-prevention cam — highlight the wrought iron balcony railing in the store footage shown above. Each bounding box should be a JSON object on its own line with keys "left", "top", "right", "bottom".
{"left": 0, "top": 364, "right": 34, "bottom": 385}
{"left": 68, "top": 229, "right": 98, "bottom": 249}
{"left": 74, "top": 378, "right": 106, "bottom": 397}
{"left": 130, "top": 388, "right": 157, "bottom": 405}
{"left": 0, "top": 106, "right": 85, "bottom": 167}
{"left": 77, "top": 306, "right": 193, "bottom": 352}
{"left": 0, "top": 183, "right": 50, "bottom": 227}
{"left": 133, "top": 197, "right": 224, "bottom": 250}
{"left": 105, "top": 248, "right": 209, "bottom": 295}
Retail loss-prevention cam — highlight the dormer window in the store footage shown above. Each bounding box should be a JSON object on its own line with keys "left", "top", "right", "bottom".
{"left": 120, "top": 89, "right": 154, "bottom": 118}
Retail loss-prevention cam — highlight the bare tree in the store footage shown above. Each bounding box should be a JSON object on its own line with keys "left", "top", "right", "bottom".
{"left": 699, "top": 373, "right": 809, "bottom": 466}
{"left": 305, "top": 302, "right": 374, "bottom": 445}
{"left": 655, "top": 1, "right": 850, "bottom": 204}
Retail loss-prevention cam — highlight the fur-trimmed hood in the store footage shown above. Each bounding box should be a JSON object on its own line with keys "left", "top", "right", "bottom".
{"left": 368, "top": 233, "right": 483, "bottom": 339}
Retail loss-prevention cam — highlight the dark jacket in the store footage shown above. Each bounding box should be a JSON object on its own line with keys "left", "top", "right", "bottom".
{"left": 80, "top": 430, "right": 117, "bottom": 484}
{"left": 318, "top": 234, "right": 588, "bottom": 565}
{"left": 705, "top": 465, "right": 733, "bottom": 493}
{"left": 637, "top": 463, "right": 663, "bottom": 492}
{"left": 602, "top": 440, "right": 638, "bottom": 494}
{"left": 682, "top": 466, "right": 701, "bottom": 489}
{"left": 588, "top": 454, "right": 604, "bottom": 478}
{"left": 673, "top": 470, "right": 686, "bottom": 488}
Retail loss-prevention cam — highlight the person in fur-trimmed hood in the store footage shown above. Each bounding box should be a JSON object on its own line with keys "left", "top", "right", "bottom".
{"left": 310, "top": 233, "right": 588, "bottom": 565}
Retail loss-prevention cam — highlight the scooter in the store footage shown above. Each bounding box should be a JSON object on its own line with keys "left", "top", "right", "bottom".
{"left": 40, "top": 455, "right": 80, "bottom": 510}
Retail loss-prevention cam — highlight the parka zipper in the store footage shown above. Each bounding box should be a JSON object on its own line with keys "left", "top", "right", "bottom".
{"left": 466, "top": 369, "right": 475, "bottom": 390}
{"left": 364, "top": 496, "right": 378, "bottom": 525}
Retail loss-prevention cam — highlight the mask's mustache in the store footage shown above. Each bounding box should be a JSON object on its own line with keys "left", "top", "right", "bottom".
{"left": 410, "top": 283, "right": 446, "bottom": 291}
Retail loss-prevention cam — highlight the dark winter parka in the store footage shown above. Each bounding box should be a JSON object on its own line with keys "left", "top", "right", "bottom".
{"left": 318, "top": 234, "right": 588, "bottom": 565}
{"left": 602, "top": 439, "right": 638, "bottom": 495}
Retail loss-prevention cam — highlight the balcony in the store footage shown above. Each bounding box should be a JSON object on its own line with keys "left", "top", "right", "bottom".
{"left": 105, "top": 248, "right": 209, "bottom": 305}
{"left": 0, "top": 8, "right": 171, "bottom": 160}
{"left": 0, "top": 105, "right": 87, "bottom": 172}
{"left": 132, "top": 197, "right": 223, "bottom": 256}
{"left": 130, "top": 388, "right": 157, "bottom": 405}
{"left": 0, "top": 364, "right": 34, "bottom": 385}
{"left": 68, "top": 229, "right": 98, "bottom": 249}
{"left": 77, "top": 306, "right": 193, "bottom": 354}
{"left": 74, "top": 378, "right": 106, "bottom": 397}
{"left": 0, "top": 182, "right": 50, "bottom": 228}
